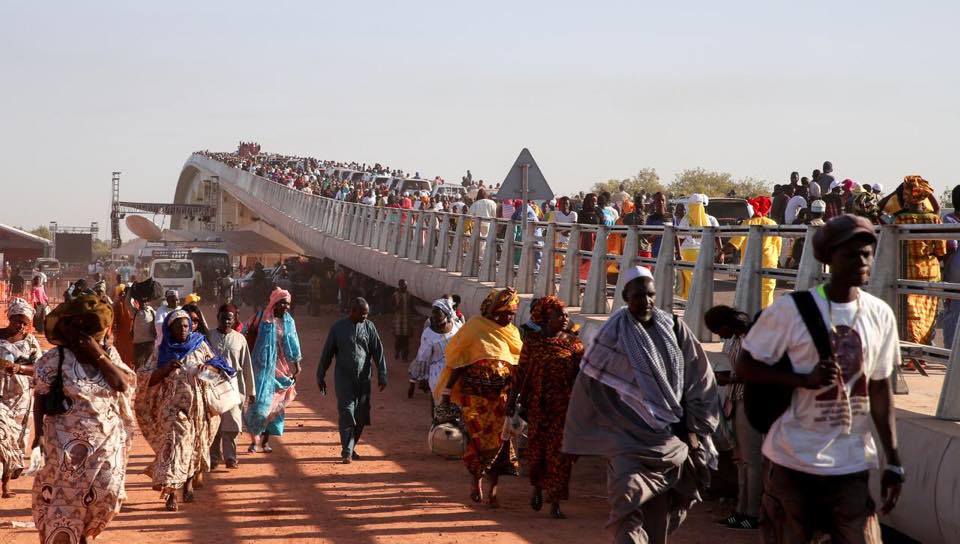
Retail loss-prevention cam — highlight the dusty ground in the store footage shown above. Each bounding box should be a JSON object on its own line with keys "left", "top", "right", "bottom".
{"left": 2, "top": 302, "right": 756, "bottom": 543}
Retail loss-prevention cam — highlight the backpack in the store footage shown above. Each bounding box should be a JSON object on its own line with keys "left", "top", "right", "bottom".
{"left": 742, "top": 290, "right": 832, "bottom": 433}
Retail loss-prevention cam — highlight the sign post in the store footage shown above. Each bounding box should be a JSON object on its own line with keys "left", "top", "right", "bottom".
{"left": 499, "top": 148, "right": 553, "bottom": 249}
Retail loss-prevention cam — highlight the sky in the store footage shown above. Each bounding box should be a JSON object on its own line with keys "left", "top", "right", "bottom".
{"left": 2, "top": 1, "right": 959, "bottom": 239}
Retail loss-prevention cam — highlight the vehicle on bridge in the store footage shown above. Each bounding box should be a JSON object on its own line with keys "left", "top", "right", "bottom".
{"left": 390, "top": 177, "right": 432, "bottom": 196}
{"left": 432, "top": 185, "right": 467, "bottom": 200}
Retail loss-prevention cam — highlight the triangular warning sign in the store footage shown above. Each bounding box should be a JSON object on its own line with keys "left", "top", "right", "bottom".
{"left": 497, "top": 148, "right": 554, "bottom": 201}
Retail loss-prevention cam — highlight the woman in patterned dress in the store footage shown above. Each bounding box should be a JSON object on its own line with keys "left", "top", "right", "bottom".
{"left": 31, "top": 295, "right": 136, "bottom": 543}
{"left": 435, "top": 288, "right": 523, "bottom": 507}
{"left": 407, "top": 297, "right": 461, "bottom": 402}
{"left": 0, "top": 298, "right": 43, "bottom": 498}
{"left": 515, "top": 296, "right": 584, "bottom": 519}
{"left": 135, "top": 309, "right": 234, "bottom": 511}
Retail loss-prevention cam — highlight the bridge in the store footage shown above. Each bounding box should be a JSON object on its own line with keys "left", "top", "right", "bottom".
{"left": 174, "top": 153, "right": 960, "bottom": 543}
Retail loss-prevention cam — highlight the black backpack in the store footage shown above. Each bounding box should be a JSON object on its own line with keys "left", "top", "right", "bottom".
{"left": 743, "top": 290, "right": 832, "bottom": 433}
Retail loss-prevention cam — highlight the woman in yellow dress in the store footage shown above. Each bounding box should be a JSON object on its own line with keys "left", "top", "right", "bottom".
{"left": 725, "top": 196, "right": 782, "bottom": 308}
{"left": 436, "top": 288, "right": 523, "bottom": 508}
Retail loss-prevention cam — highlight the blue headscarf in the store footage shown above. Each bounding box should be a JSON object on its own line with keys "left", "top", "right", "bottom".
{"left": 158, "top": 309, "right": 236, "bottom": 377}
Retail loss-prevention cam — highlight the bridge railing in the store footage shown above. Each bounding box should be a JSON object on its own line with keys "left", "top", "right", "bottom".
{"left": 201, "top": 155, "right": 960, "bottom": 420}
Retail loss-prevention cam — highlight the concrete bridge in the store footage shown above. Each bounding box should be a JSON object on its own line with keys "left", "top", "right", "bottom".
{"left": 174, "top": 153, "right": 960, "bottom": 543}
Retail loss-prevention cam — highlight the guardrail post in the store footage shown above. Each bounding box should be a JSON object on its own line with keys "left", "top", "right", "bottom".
{"left": 654, "top": 225, "right": 677, "bottom": 312}
{"left": 397, "top": 214, "right": 411, "bottom": 259}
{"left": 866, "top": 224, "right": 899, "bottom": 311}
{"left": 733, "top": 225, "right": 764, "bottom": 318}
{"left": 409, "top": 212, "right": 425, "bottom": 261}
{"left": 433, "top": 213, "right": 450, "bottom": 268}
{"left": 422, "top": 212, "right": 438, "bottom": 264}
{"left": 378, "top": 210, "right": 391, "bottom": 252}
{"left": 684, "top": 227, "right": 717, "bottom": 341}
{"left": 612, "top": 226, "right": 641, "bottom": 312}
{"left": 516, "top": 222, "right": 537, "bottom": 293}
{"left": 365, "top": 207, "right": 377, "bottom": 247}
{"left": 559, "top": 225, "right": 582, "bottom": 307}
{"left": 350, "top": 205, "right": 362, "bottom": 243}
{"left": 497, "top": 221, "right": 518, "bottom": 287}
{"left": 794, "top": 225, "right": 823, "bottom": 291}
{"left": 533, "top": 223, "right": 557, "bottom": 298}
{"left": 479, "top": 221, "right": 499, "bottom": 282}
{"left": 387, "top": 210, "right": 401, "bottom": 256}
{"left": 449, "top": 216, "right": 466, "bottom": 273}
{"left": 937, "top": 319, "right": 960, "bottom": 420}
{"left": 463, "top": 219, "right": 482, "bottom": 277}
{"left": 582, "top": 226, "right": 610, "bottom": 314}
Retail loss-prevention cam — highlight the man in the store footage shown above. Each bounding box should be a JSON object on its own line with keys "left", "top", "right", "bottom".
{"left": 318, "top": 297, "right": 387, "bottom": 464}
{"left": 131, "top": 289, "right": 157, "bottom": 369}
{"left": 392, "top": 279, "right": 412, "bottom": 362}
{"left": 788, "top": 200, "right": 826, "bottom": 267}
{"left": 612, "top": 183, "right": 631, "bottom": 209}
{"left": 737, "top": 214, "right": 903, "bottom": 544}
{"left": 208, "top": 304, "right": 255, "bottom": 469}
{"left": 824, "top": 182, "right": 844, "bottom": 220}
{"left": 468, "top": 188, "right": 497, "bottom": 240}
{"left": 155, "top": 289, "right": 181, "bottom": 344}
{"left": 941, "top": 185, "right": 960, "bottom": 348}
{"left": 784, "top": 189, "right": 807, "bottom": 225}
{"left": 563, "top": 266, "right": 719, "bottom": 544}
{"left": 771, "top": 185, "right": 793, "bottom": 225}
{"left": 818, "top": 160, "right": 836, "bottom": 196}
{"left": 645, "top": 192, "right": 671, "bottom": 258}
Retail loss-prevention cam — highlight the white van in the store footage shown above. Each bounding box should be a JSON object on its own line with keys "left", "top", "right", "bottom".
{"left": 149, "top": 259, "right": 195, "bottom": 298}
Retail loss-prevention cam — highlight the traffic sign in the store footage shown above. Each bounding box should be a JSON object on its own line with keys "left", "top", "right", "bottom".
{"left": 497, "top": 148, "right": 554, "bottom": 201}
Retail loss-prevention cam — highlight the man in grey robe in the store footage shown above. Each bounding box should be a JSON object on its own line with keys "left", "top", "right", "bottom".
{"left": 318, "top": 297, "right": 387, "bottom": 464}
{"left": 208, "top": 304, "right": 255, "bottom": 469}
{"left": 563, "top": 266, "right": 719, "bottom": 544}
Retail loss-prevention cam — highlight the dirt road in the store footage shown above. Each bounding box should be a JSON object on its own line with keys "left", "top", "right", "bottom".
{"left": 3, "top": 304, "right": 750, "bottom": 544}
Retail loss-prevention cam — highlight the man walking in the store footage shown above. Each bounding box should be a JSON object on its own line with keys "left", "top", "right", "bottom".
{"left": 737, "top": 214, "right": 903, "bottom": 544}
{"left": 318, "top": 297, "right": 388, "bottom": 464}
{"left": 208, "top": 304, "right": 255, "bottom": 469}
{"left": 563, "top": 266, "right": 719, "bottom": 543}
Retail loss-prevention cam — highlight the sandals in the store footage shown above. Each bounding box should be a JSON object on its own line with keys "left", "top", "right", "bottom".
{"left": 247, "top": 444, "right": 257, "bottom": 454}
{"left": 262, "top": 444, "right": 273, "bottom": 453}
{"left": 183, "top": 489, "right": 195, "bottom": 503}
{"left": 550, "top": 504, "right": 565, "bottom": 519}
{"left": 470, "top": 480, "right": 483, "bottom": 503}
{"left": 165, "top": 495, "right": 178, "bottom": 511}
{"left": 530, "top": 489, "right": 543, "bottom": 512}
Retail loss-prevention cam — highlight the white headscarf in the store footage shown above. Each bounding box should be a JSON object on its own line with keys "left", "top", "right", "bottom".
{"left": 7, "top": 297, "right": 34, "bottom": 321}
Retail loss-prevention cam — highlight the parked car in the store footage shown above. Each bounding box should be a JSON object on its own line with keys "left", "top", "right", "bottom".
{"left": 706, "top": 198, "right": 752, "bottom": 226}
{"left": 19, "top": 257, "right": 62, "bottom": 283}
{"left": 432, "top": 185, "right": 467, "bottom": 199}
{"left": 390, "top": 177, "right": 432, "bottom": 196}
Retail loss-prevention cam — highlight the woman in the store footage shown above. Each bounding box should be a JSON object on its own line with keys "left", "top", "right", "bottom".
{"left": 515, "top": 296, "right": 584, "bottom": 519}
{"left": 893, "top": 175, "right": 947, "bottom": 369}
{"left": 0, "top": 298, "right": 42, "bottom": 498}
{"left": 245, "top": 288, "right": 301, "bottom": 453}
{"left": 182, "top": 303, "right": 211, "bottom": 338}
{"left": 112, "top": 285, "right": 135, "bottom": 368}
{"left": 436, "top": 288, "right": 523, "bottom": 508}
{"left": 408, "top": 298, "right": 461, "bottom": 400}
{"left": 136, "top": 309, "right": 233, "bottom": 511}
{"left": 577, "top": 193, "right": 603, "bottom": 280}
{"left": 677, "top": 193, "right": 722, "bottom": 299}
{"left": 32, "top": 294, "right": 136, "bottom": 541}
{"left": 30, "top": 275, "right": 49, "bottom": 331}
{"left": 725, "top": 196, "right": 782, "bottom": 309}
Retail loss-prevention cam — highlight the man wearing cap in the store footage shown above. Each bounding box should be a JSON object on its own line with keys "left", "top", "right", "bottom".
{"left": 563, "top": 266, "right": 719, "bottom": 544}
{"left": 737, "top": 214, "right": 903, "bottom": 544}
{"left": 154, "top": 290, "right": 181, "bottom": 346}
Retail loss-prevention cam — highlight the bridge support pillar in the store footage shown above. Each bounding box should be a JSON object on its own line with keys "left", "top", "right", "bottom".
{"left": 684, "top": 227, "right": 716, "bottom": 342}
{"left": 733, "top": 225, "right": 764, "bottom": 319}
{"left": 866, "top": 225, "right": 900, "bottom": 311}
{"left": 479, "top": 221, "right": 499, "bottom": 283}
{"left": 582, "top": 226, "right": 610, "bottom": 314}
{"left": 612, "top": 226, "right": 641, "bottom": 313}
{"left": 516, "top": 222, "right": 536, "bottom": 294}
{"left": 497, "top": 221, "right": 517, "bottom": 287}
{"left": 422, "top": 212, "right": 438, "bottom": 265}
{"left": 654, "top": 225, "right": 677, "bottom": 312}
{"left": 449, "top": 216, "right": 466, "bottom": 273}
{"left": 559, "top": 225, "right": 582, "bottom": 308}
{"left": 795, "top": 226, "right": 823, "bottom": 291}
{"left": 463, "top": 220, "right": 482, "bottom": 278}
{"left": 433, "top": 213, "right": 450, "bottom": 268}
{"left": 533, "top": 223, "right": 557, "bottom": 298}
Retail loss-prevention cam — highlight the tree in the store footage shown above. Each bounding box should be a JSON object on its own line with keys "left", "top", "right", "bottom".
{"left": 93, "top": 239, "right": 112, "bottom": 260}
{"left": 941, "top": 189, "right": 954, "bottom": 209}
{"left": 592, "top": 168, "right": 666, "bottom": 197}
{"left": 667, "top": 167, "right": 771, "bottom": 198}
{"left": 29, "top": 226, "right": 52, "bottom": 240}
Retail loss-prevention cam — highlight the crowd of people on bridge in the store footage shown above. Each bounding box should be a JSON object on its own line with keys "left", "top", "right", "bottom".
{"left": 3, "top": 144, "right": 957, "bottom": 544}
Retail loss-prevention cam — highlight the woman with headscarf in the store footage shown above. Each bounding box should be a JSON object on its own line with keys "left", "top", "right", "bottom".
{"left": 408, "top": 297, "right": 461, "bottom": 401}
{"left": 436, "top": 288, "right": 523, "bottom": 507}
{"left": 677, "top": 194, "right": 722, "bottom": 299}
{"left": 31, "top": 295, "right": 136, "bottom": 540}
{"left": 111, "top": 284, "right": 136, "bottom": 368}
{"left": 577, "top": 193, "right": 604, "bottom": 280}
{"left": 136, "top": 309, "right": 235, "bottom": 511}
{"left": 0, "top": 298, "right": 42, "bottom": 498}
{"left": 182, "top": 303, "right": 211, "bottom": 339}
{"left": 514, "top": 296, "right": 584, "bottom": 519}
{"left": 724, "top": 196, "right": 783, "bottom": 308}
{"left": 245, "top": 287, "right": 301, "bottom": 453}
{"left": 894, "top": 175, "right": 947, "bottom": 370}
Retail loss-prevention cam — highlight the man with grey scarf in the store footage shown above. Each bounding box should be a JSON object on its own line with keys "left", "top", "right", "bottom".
{"left": 563, "top": 266, "right": 719, "bottom": 544}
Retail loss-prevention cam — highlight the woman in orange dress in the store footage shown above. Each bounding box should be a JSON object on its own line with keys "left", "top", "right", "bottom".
{"left": 436, "top": 288, "right": 522, "bottom": 508}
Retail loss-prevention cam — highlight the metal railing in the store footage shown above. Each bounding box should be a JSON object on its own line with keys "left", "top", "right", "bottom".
{"left": 189, "top": 154, "right": 960, "bottom": 420}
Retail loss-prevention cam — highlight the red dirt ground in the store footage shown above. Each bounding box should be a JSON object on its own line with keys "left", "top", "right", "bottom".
{"left": 2, "top": 303, "right": 752, "bottom": 544}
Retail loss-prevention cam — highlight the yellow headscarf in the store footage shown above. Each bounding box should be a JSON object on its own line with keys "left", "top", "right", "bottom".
{"left": 44, "top": 294, "right": 114, "bottom": 346}
{"left": 686, "top": 200, "right": 709, "bottom": 227}
{"left": 480, "top": 287, "right": 520, "bottom": 319}
{"left": 184, "top": 293, "right": 202, "bottom": 305}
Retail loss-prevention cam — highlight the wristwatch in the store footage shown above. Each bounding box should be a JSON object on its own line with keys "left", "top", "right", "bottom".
{"left": 884, "top": 464, "right": 906, "bottom": 480}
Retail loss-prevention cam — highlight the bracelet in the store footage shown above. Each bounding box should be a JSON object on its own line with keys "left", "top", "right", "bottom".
{"left": 441, "top": 388, "right": 452, "bottom": 395}
{"left": 884, "top": 464, "right": 906, "bottom": 479}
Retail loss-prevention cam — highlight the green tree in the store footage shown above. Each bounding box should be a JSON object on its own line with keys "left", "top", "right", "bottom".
{"left": 29, "top": 226, "right": 52, "bottom": 240}
{"left": 592, "top": 168, "right": 666, "bottom": 196}
{"left": 667, "top": 167, "right": 771, "bottom": 198}
{"left": 941, "top": 189, "right": 954, "bottom": 209}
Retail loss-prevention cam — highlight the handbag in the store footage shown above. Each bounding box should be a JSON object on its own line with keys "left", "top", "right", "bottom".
{"left": 198, "top": 365, "right": 243, "bottom": 417}
{"left": 38, "top": 347, "right": 72, "bottom": 416}
{"left": 743, "top": 290, "right": 832, "bottom": 433}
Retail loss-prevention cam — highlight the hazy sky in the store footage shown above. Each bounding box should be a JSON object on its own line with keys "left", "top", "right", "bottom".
{"left": 3, "top": 1, "right": 959, "bottom": 238}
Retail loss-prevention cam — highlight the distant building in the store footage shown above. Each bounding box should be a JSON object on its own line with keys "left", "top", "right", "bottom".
{"left": 0, "top": 223, "right": 51, "bottom": 263}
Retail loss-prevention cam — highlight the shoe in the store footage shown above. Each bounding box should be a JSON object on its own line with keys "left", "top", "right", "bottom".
{"left": 210, "top": 461, "right": 221, "bottom": 471}
{"left": 226, "top": 460, "right": 239, "bottom": 469}
{"left": 718, "top": 513, "right": 742, "bottom": 526}
{"left": 341, "top": 456, "right": 352, "bottom": 464}
{"left": 351, "top": 451, "right": 361, "bottom": 460}
{"left": 727, "top": 515, "right": 759, "bottom": 530}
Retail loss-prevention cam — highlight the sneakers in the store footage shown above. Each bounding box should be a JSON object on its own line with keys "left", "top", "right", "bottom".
{"left": 725, "top": 514, "right": 760, "bottom": 530}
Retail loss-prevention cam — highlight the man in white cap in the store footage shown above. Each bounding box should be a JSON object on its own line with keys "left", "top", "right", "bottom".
{"left": 563, "top": 266, "right": 719, "bottom": 544}
{"left": 154, "top": 289, "right": 181, "bottom": 345}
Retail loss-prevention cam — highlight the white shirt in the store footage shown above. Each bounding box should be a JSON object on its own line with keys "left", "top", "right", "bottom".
{"left": 740, "top": 287, "right": 899, "bottom": 476}
{"left": 468, "top": 198, "right": 497, "bottom": 219}
{"left": 677, "top": 215, "right": 720, "bottom": 250}
{"left": 133, "top": 305, "right": 157, "bottom": 344}
{"left": 784, "top": 195, "right": 808, "bottom": 225}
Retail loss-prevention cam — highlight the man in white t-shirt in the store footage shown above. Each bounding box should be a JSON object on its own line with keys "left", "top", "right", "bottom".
{"left": 737, "top": 214, "right": 902, "bottom": 544}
